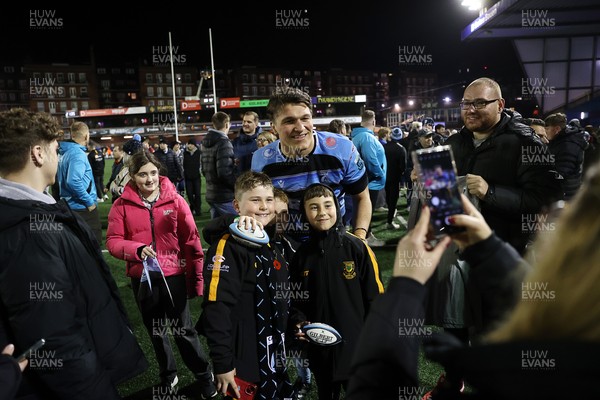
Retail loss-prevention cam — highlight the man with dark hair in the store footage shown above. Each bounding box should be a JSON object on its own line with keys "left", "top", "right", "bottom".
{"left": 522, "top": 117, "right": 548, "bottom": 144}
{"left": 155, "top": 137, "right": 184, "bottom": 187}
{"left": 544, "top": 113, "right": 588, "bottom": 200}
{"left": 105, "top": 145, "right": 124, "bottom": 203}
{"left": 57, "top": 120, "right": 103, "bottom": 245}
{"left": 0, "top": 108, "right": 148, "bottom": 399}
{"left": 232, "top": 111, "right": 262, "bottom": 174}
{"left": 201, "top": 111, "right": 238, "bottom": 218}
{"left": 184, "top": 138, "right": 202, "bottom": 215}
{"left": 251, "top": 87, "right": 371, "bottom": 243}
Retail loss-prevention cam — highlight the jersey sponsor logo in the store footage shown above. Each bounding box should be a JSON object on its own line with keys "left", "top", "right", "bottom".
{"left": 212, "top": 254, "right": 225, "bottom": 263}
{"left": 342, "top": 261, "right": 356, "bottom": 279}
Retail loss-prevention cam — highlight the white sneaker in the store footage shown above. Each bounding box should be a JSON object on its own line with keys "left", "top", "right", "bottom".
{"left": 386, "top": 222, "right": 400, "bottom": 230}
{"left": 366, "top": 233, "right": 385, "bottom": 247}
{"left": 374, "top": 206, "right": 388, "bottom": 212}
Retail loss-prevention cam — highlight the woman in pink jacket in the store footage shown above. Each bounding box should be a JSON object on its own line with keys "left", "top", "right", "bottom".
{"left": 107, "top": 150, "right": 217, "bottom": 398}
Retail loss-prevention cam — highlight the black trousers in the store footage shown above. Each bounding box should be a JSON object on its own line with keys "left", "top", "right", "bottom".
{"left": 385, "top": 180, "right": 401, "bottom": 224}
{"left": 73, "top": 207, "right": 102, "bottom": 247}
{"left": 185, "top": 177, "right": 202, "bottom": 215}
{"left": 131, "top": 274, "right": 212, "bottom": 383}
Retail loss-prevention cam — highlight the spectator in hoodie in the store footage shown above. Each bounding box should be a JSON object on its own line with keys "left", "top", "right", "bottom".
{"left": 57, "top": 121, "right": 103, "bottom": 245}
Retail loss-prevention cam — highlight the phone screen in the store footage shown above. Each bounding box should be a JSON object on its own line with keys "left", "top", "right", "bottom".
{"left": 412, "top": 146, "right": 465, "bottom": 236}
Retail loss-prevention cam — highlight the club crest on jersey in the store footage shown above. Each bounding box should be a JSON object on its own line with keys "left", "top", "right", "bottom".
{"left": 342, "top": 261, "right": 356, "bottom": 279}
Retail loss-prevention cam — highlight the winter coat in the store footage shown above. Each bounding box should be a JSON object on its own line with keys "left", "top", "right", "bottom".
{"left": 57, "top": 140, "right": 97, "bottom": 210}
{"left": 155, "top": 148, "right": 184, "bottom": 184}
{"left": 383, "top": 140, "right": 407, "bottom": 187}
{"left": 0, "top": 187, "right": 148, "bottom": 399}
{"left": 351, "top": 127, "right": 387, "bottom": 190}
{"left": 106, "top": 176, "right": 204, "bottom": 297}
{"left": 345, "top": 234, "right": 600, "bottom": 400}
{"left": 87, "top": 148, "right": 105, "bottom": 178}
{"left": 289, "top": 184, "right": 385, "bottom": 381}
{"left": 198, "top": 215, "right": 289, "bottom": 382}
{"left": 445, "top": 110, "right": 563, "bottom": 253}
{"left": 201, "top": 129, "right": 237, "bottom": 203}
{"left": 232, "top": 127, "right": 261, "bottom": 174}
{"left": 548, "top": 126, "right": 588, "bottom": 200}
{"left": 183, "top": 148, "right": 201, "bottom": 180}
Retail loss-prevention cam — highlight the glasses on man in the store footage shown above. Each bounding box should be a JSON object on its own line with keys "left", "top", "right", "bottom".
{"left": 459, "top": 98, "right": 500, "bottom": 110}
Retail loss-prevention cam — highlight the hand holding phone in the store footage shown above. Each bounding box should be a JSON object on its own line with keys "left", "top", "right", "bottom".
{"left": 15, "top": 338, "right": 45, "bottom": 363}
{"left": 412, "top": 145, "right": 465, "bottom": 237}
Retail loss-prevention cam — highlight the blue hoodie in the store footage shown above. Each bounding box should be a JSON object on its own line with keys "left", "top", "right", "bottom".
{"left": 351, "top": 127, "right": 387, "bottom": 190}
{"left": 57, "top": 140, "right": 97, "bottom": 210}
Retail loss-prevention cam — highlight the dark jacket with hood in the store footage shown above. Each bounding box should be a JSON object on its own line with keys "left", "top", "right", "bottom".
{"left": 201, "top": 129, "right": 237, "bottom": 203}
{"left": 154, "top": 147, "right": 183, "bottom": 184}
{"left": 548, "top": 123, "right": 588, "bottom": 200}
{"left": 445, "top": 110, "right": 563, "bottom": 253}
{"left": 288, "top": 184, "right": 385, "bottom": 382}
{"left": 346, "top": 234, "right": 600, "bottom": 400}
{"left": 198, "top": 214, "right": 290, "bottom": 384}
{"left": 0, "top": 180, "right": 148, "bottom": 400}
{"left": 232, "top": 126, "right": 261, "bottom": 174}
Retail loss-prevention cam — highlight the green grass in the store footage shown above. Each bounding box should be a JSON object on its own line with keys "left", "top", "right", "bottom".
{"left": 97, "top": 159, "right": 443, "bottom": 399}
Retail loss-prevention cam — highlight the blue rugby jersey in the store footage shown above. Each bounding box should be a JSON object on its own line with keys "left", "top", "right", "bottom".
{"left": 252, "top": 130, "right": 368, "bottom": 239}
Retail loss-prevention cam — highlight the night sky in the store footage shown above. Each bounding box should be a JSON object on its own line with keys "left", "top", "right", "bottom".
{"left": 2, "top": 3, "right": 524, "bottom": 101}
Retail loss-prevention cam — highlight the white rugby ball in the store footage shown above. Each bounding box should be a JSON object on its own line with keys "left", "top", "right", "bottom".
{"left": 229, "top": 222, "right": 270, "bottom": 248}
{"left": 302, "top": 322, "right": 343, "bottom": 346}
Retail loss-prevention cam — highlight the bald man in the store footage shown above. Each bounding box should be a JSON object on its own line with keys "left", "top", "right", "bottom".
{"left": 446, "top": 77, "right": 562, "bottom": 254}
{"left": 57, "top": 121, "right": 103, "bottom": 245}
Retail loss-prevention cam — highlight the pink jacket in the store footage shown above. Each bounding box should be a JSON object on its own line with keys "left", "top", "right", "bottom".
{"left": 106, "top": 176, "right": 204, "bottom": 297}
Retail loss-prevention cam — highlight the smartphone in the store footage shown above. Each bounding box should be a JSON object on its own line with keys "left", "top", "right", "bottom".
{"left": 226, "top": 376, "right": 258, "bottom": 400}
{"left": 15, "top": 338, "right": 46, "bottom": 362}
{"left": 412, "top": 145, "right": 465, "bottom": 237}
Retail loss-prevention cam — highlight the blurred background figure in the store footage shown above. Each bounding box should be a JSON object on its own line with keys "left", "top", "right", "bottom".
{"left": 256, "top": 130, "right": 277, "bottom": 148}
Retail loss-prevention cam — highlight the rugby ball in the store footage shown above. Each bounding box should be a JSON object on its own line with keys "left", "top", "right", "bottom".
{"left": 302, "top": 322, "right": 343, "bottom": 346}
{"left": 229, "top": 221, "right": 270, "bottom": 248}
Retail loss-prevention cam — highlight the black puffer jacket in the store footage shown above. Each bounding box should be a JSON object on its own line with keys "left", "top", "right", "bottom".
{"left": 154, "top": 148, "right": 183, "bottom": 184}
{"left": 289, "top": 183, "right": 385, "bottom": 382}
{"left": 0, "top": 196, "right": 148, "bottom": 400}
{"left": 201, "top": 129, "right": 237, "bottom": 203}
{"left": 548, "top": 124, "right": 588, "bottom": 200}
{"left": 445, "top": 110, "right": 563, "bottom": 253}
